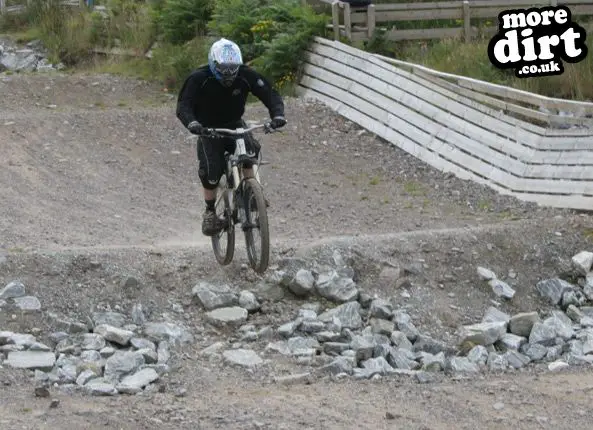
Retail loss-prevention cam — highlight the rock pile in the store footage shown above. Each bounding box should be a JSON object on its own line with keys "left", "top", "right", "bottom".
{"left": 0, "top": 39, "right": 63, "bottom": 73}
{"left": 4, "top": 248, "right": 593, "bottom": 395}
{"left": 195, "top": 250, "right": 593, "bottom": 382}
{"left": 0, "top": 281, "right": 193, "bottom": 396}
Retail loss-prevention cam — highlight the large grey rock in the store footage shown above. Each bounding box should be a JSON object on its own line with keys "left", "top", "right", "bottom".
{"left": 413, "top": 334, "right": 456, "bottom": 355}
{"left": 536, "top": 278, "right": 575, "bottom": 305}
{"left": 81, "top": 333, "right": 106, "bottom": 351}
{"left": 103, "top": 351, "right": 145, "bottom": 383}
{"left": 92, "top": 311, "right": 127, "bottom": 328}
{"left": 288, "top": 269, "right": 315, "bottom": 297}
{"left": 571, "top": 251, "right": 593, "bottom": 275}
{"left": 393, "top": 311, "right": 420, "bottom": 341}
{"left": 350, "top": 335, "right": 376, "bottom": 362}
{"left": 318, "top": 301, "right": 362, "bottom": 329}
{"left": 458, "top": 321, "right": 507, "bottom": 346}
{"left": 482, "top": 307, "right": 511, "bottom": 323}
{"left": 446, "top": 357, "right": 480, "bottom": 373}
{"left": 521, "top": 343, "right": 548, "bottom": 361}
{"left": 370, "top": 318, "right": 394, "bottom": 336}
{"left": 0, "top": 281, "right": 26, "bottom": 300}
{"left": 487, "top": 352, "right": 508, "bottom": 371}
{"left": 238, "top": 290, "right": 260, "bottom": 312}
{"left": 287, "top": 336, "right": 320, "bottom": 356}
{"left": 0, "top": 50, "right": 39, "bottom": 72}
{"left": 360, "top": 356, "right": 394, "bottom": 376}
{"left": 387, "top": 347, "right": 419, "bottom": 370}
{"left": 116, "top": 368, "right": 160, "bottom": 394}
{"left": 528, "top": 321, "right": 558, "bottom": 346}
{"left": 315, "top": 270, "right": 359, "bottom": 303}
{"left": 509, "top": 312, "right": 540, "bottom": 337}
{"left": 504, "top": 350, "right": 531, "bottom": 369}
{"left": 318, "top": 356, "right": 354, "bottom": 375}
{"left": 561, "top": 289, "right": 587, "bottom": 309}
{"left": 369, "top": 298, "right": 393, "bottom": 320}
{"left": 467, "top": 345, "right": 489, "bottom": 365}
{"left": 5, "top": 351, "right": 56, "bottom": 371}
{"left": 205, "top": 307, "right": 248, "bottom": 328}
{"left": 192, "top": 282, "right": 238, "bottom": 310}
{"left": 223, "top": 349, "right": 263, "bottom": 367}
{"left": 143, "top": 322, "right": 193, "bottom": 344}
{"left": 497, "top": 333, "right": 527, "bottom": 350}
{"left": 13, "top": 296, "right": 41, "bottom": 311}
{"left": 85, "top": 379, "right": 118, "bottom": 396}
{"left": 391, "top": 331, "right": 413, "bottom": 350}
{"left": 93, "top": 324, "right": 133, "bottom": 346}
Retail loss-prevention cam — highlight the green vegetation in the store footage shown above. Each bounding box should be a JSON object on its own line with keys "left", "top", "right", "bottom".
{"left": 362, "top": 30, "right": 593, "bottom": 101}
{"left": 0, "top": 0, "right": 591, "bottom": 100}
{"left": 0, "top": 0, "right": 329, "bottom": 92}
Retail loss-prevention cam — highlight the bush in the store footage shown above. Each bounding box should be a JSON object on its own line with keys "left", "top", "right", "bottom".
{"left": 207, "top": 0, "right": 328, "bottom": 91}
{"left": 151, "top": 0, "right": 214, "bottom": 44}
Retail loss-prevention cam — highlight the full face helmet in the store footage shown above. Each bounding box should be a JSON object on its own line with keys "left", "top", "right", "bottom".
{"left": 208, "top": 38, "right": 243, "bottom": 87}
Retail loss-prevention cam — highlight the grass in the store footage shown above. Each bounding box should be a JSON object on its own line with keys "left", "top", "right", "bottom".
{"left": 1, "top": 0, "right": 591, "bottom": 101}
{"left": 363, "top": 25, "right": 593, "bottom": 101}
{"left": 402, "top": 180, "right": 427, "bottom": 197}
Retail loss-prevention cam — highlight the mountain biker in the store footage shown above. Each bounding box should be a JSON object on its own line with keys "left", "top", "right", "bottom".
{"left": 176, "top": 38, "right": 287, "bottom": 236}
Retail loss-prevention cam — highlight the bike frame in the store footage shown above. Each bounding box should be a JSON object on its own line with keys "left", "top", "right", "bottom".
{"left": 197, "top": 121, "right": 277, "bottom": 273}
{"left": 201, "top": 123, "right": 269, "bottom": 224}
{"left": 204, "top": 124, "right": 265, "bottom": 189}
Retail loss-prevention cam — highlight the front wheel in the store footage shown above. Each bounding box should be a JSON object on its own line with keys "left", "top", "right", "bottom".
{"left": 241, "top": 178, "right": 270, "bottom": 274}
{"left": 211, "top": 187, "right": 235, "bottom": 266}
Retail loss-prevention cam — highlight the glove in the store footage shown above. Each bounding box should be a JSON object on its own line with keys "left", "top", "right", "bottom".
{"left": 269, "top": 116, "right": 286, "bottom": 129}
{"left": 187, "top": 120, "right": 204, "bottom": 135}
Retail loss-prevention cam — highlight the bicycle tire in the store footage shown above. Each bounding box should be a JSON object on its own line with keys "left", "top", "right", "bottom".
{"left": 211, "top": 187, "right": 235, "bottom": 265}
{"left": 241, "top": 178, "right": 270, "bottom": 274}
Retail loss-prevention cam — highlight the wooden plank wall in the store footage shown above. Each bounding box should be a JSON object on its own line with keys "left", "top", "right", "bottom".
{"left": 324, "top": 0, "right": 593, "bottom": 42}
{"left": 296, "top": 37, "right": 593, "bottom": 211}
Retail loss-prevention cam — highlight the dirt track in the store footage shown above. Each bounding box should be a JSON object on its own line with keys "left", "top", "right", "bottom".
{"left": 2, "top": 70, "right": 593, "bottom": 429}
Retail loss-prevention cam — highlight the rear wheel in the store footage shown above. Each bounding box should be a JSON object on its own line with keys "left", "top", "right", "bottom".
{"left": 211, "top": 186, "right": 235, "bottom": 265}
{"left": 241, "top": 178, "right": 269, "bottom": 274}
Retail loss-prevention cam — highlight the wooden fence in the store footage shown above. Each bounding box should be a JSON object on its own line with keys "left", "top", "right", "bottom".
{"left": 307, "top": 0, "right": 593, "bottom": 42}
{"left": 0, "top": 0, "right": 86, "bottom": 15}
{"left": 296, "top": 37, "right": 593, "bottom": 211}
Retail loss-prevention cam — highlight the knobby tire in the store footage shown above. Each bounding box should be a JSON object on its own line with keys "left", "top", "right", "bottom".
{"left": 211, "top": 187, "right": 235, "bottom": 265}
{"left": 242, "top": 178, "right": 269, "bottom": 274}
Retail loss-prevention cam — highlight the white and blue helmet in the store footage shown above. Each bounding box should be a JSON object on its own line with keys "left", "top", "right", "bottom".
{"left": 208, "top": 38, "right": 243, "bottom": 87}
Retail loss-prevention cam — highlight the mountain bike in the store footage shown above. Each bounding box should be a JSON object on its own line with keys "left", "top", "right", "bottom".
{"left": 198, "top": 122, "right": 276, "bottom": 274}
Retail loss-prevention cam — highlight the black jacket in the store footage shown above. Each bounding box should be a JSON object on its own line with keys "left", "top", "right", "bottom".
{"left": 176, "top": 64, "right": 285, "bottom": 128}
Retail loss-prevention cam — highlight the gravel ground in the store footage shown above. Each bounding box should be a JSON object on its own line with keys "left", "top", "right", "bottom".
{"left": 2, "top": 69, "right": 593, "bottom": 429}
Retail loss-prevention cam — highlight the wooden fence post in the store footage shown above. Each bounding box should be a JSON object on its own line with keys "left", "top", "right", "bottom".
{"left": 367, "top": 4, "right": 376, "bottom": 38}
{"left": 463, "top": 0, "right": 471, "bottom": 43}
{"left": 343, "top": 2, "right": 352, "bottom": 41}
{"left": 332, "top": 1, "right": 340, "bottom": 40}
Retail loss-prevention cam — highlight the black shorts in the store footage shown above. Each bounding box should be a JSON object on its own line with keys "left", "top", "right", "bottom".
{"left": 196, "top": 120, "right": 261, "bottom": 190}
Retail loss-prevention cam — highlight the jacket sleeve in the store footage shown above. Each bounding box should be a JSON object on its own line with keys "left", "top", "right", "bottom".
{"left": 243, "top": 67, "right": 285, "bottom": 119}
{"left": 176, "top": 71, "right": 204, "bottom": 128}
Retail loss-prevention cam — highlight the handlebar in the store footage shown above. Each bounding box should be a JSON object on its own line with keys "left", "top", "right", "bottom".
{"left": 197, "top": 123, "right": 280, "bottom": 138}
{"left": 207, "top": 124, "right": 266, "bottom": 135}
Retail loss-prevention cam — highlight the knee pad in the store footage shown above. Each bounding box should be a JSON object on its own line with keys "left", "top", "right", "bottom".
{"left": 198, "top": 167, "right": 219, "bottom": 190}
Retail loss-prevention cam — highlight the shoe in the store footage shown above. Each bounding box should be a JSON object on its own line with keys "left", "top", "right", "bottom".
{"left": 202, "top": 209, "right": 223, "bottom": 236}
